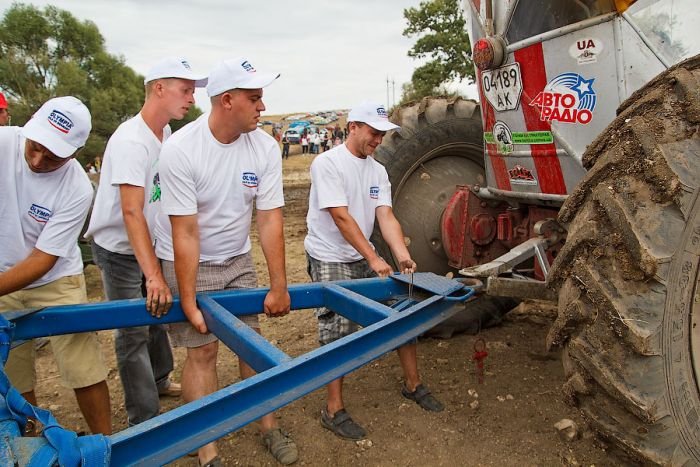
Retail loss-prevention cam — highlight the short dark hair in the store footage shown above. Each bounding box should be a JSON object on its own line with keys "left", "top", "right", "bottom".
{"left": 346, "top": 121, "right": 364, "bottom": 132}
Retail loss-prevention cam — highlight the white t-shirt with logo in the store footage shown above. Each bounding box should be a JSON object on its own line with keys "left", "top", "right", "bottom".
{"left": 85, "top": 114, "right": 170, "bottom": 255}
{"left": 155, "top": 113, "right": 284, "bottom": 262}
{"left": 304, "top": 144, "right": 392, "bottom": 262}
{"left": 0, "top": 127, "right": 93, "bottom": 288}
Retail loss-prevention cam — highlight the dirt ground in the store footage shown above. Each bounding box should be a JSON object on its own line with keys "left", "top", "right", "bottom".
{"left": 33, "top": 131, "right": 618, "bottom": 466}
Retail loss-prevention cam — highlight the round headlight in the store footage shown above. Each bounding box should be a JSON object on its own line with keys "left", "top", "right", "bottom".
{"left": 472, "top": 37, "right": 506, "bottom": 71}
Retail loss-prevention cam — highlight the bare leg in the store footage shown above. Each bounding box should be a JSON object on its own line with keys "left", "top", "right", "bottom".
{"left": 239, "top": 329, "right": 298, "bottom": 464}
{"left": 239, "top": 328, "right": 279, "bottom": 432}
{"left": 396, "top": 342, "right": 443, "bottom": 411}
{"left": 74, "top": 380, "right": 112, "bottom": 435}
{"left": 397, "top": 343, "right": 420, "bottom": 391}
{"left": 326, "top": 377, "right": 345, "bottom": 415}
{"left": 239, "top": 359, "right": 279, "bottom": 432}
{"left": 182, "top": 341, "right": 219, "bottom": 464}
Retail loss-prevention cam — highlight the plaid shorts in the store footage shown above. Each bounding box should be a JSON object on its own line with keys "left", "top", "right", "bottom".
{"left": 162, "top": 252, "right": 260, "bottom": 348}
{"left": 306, "top": 252, "right": 376, "bottom": 345}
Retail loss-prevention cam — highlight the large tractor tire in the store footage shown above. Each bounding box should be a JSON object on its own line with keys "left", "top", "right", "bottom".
{"left": 548, "top": 56, "right": 700, "bottom": 464}
{"left": 371, "top": 96, "right": 517, "bottom": 337}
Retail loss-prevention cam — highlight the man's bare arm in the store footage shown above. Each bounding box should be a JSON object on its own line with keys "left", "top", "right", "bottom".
{"left": 0, "top": 249, "right": 58, "bottom": 296}
{"left": 120, "top": 184, "right": 172, "bottom": 317}
{"left": 376, "top": 206, "right": 416, "bottom": 273}
{"left": 256, "top": 207, "right": 290, "bottom": 317}
{"left": 170, "top": 214, "right": 207, "bottom": 333}
{"left": 327, "top": 206, "right": 392, "bottom": 277}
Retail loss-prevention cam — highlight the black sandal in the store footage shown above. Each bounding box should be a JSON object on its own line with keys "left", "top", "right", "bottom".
{"left": 199, "top": 456, "right": 222, "bottom": 467}
{"left": 401, "top": 384, "right": 445, "bottom": 412}
{"left": 320, "top": 408, "right": 367, "bottom": 440}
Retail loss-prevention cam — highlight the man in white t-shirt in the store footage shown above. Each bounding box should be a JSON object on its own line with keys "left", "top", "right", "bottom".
{"left": 300, "top": 132, "right": 308, "bottom": 154}
{"left": 0, "top": 96, "right": 111, "bottom": 435}
{"left": 305, "top": 101, "right": 444, "bottom": 441}
{"left": 312, "top": 132, "right": 321, "bottom": 154}
{"left": 85, "top": 57, "right": 207, "bottom": 426}
{"left": 155, "top": 57, "right": 297, "bottom": 466}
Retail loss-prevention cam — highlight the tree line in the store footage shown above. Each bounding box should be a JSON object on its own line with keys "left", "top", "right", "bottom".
{"left": 0, "top": 3, "right": 201, "bottom": 167}
{"left": 401, "top": 0, "right": 474, "bottom": 106}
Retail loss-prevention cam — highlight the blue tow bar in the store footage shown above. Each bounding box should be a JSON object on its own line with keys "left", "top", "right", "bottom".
{"left": 0, "top": 273, "right": 473, "bottom": 466}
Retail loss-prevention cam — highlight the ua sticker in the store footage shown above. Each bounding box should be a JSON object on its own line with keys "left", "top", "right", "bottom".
{"left": 530, "top": 73, "right": 596, "bottom": 125}
{"left": 369, "top": 186, "right": 379, "bottom": 199}
{"left": 242, "top": 172, "right": 258, "bottom": 187}
{"left": 569, "top": 38, "right": 604, "bottom": 65}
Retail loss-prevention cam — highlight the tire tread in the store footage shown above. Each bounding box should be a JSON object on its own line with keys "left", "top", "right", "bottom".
{"left": 548, "top": 56, "right": 700, "bottom": 464}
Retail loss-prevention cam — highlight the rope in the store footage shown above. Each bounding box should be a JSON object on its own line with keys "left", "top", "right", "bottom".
{"left": 0, "top": 315, "right": 110, "bottom": 466}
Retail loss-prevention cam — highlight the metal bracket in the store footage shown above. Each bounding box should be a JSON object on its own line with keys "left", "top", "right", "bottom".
{"left": 459, "top": 218, "right": 560, "bottom": 280}
{"left": 459, "top": 235, "right": 552, "bottom": 278}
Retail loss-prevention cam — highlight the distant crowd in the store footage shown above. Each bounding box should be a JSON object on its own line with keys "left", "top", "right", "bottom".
{"left": 280, "top": 125, "right": 348, "bottom": 158}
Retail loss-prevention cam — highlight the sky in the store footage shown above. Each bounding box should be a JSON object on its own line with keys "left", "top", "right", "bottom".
{"left": 3, "top": 1, "right": 695, "bottom": 116}
{"left": 0, "top": 0, "right": 439, "bottom": 115}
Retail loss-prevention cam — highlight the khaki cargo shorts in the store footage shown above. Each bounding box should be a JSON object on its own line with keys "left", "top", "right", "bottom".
{"left": 161, "top": 252, "right": 260, "bottom": 348}
{"left": 0, "top": 274, "right": 108, "bottom": 393}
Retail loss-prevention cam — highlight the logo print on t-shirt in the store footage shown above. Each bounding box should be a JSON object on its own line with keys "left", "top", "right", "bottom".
{"left": 369, "top": 186, "right": 379, "bottom": 199}
{"left": 28, "top": 204, "right": 52, "bottom": 223}
{"left": 242, "top": 172, "right": 258, "bottom": 187}
{"left": 149, "top": 172, "right": 161, "bottom": 204}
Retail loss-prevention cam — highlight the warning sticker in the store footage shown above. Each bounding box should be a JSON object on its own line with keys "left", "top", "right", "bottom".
{"left": 484, "top": 121, "right": 553, "bottom": 154}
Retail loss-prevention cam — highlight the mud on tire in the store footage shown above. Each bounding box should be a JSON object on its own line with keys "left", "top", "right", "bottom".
{"left": 548, "top": 55, "right": 700, "bottom": 464}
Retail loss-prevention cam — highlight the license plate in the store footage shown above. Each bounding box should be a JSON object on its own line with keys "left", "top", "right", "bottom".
{"left": 481, "top": 63, "right": 523, "bottom": 112}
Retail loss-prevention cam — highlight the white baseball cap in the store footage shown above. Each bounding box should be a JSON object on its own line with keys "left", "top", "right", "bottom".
{"left": 144, "top": 57, "right": 208, "bottom": 87}
{"left": 22, "top": 96, "right": 91, "bottom": 159}
{"left": 206, "top": 57, "right": 280, "bottom": 97}
{"left": 348, "top": 101, "right": 400, "bottom": 132}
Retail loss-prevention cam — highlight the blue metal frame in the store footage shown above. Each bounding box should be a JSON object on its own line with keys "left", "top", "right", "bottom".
{"left": 0, "top": 273, "right": 474, "bottom": 466}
